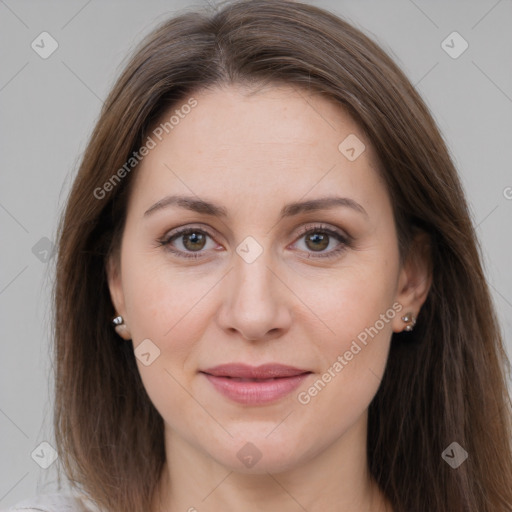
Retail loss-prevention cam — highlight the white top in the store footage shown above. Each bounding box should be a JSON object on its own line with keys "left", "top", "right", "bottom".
{"left": 1, "top": 493, "right": 99, "bottom": 512}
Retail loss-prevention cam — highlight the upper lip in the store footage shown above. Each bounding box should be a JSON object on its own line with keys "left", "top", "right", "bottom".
{"left": 201, "top": 363, "right": 311, "bottom": 379}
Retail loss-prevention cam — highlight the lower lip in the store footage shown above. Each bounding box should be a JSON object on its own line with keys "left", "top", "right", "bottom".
{"left": 203, "top": 373, "right": 310, "bottom": 405}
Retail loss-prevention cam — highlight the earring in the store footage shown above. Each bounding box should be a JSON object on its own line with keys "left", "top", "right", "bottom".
{"left": 401, "top": 312, "right": 416, "bottom": 332}
{"left": 112, "top": 315, "right": 130, "bottom": 339}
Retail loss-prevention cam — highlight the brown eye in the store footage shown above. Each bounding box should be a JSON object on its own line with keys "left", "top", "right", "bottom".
{"left": 304, "top": 232, "right": 330, "bottom": 252}
{"left": 292, "top": 224, "right": 351, "bottom": 260}
{"left": 159, "top": 227, "right": 217, "bottom": 259}
{"left": 182, "top": 231, "right": 207, "bottom": 251}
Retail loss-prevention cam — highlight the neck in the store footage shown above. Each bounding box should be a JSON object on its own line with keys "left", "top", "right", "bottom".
{"left": 153, "top": 414, "right": 392, "bottom": 512}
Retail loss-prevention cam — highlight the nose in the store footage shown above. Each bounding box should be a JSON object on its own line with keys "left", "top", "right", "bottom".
{"left": 216, "top": 249, "right": 292, "bottom": 342}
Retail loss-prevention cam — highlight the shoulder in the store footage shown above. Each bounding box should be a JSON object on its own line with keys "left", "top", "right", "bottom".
{"left": 0, "top": 492, "right": 99, "bottom": 512}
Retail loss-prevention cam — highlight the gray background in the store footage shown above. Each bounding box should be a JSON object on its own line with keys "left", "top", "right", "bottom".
{"left": 1, "top": 0, "right": 511, "bottom": 507}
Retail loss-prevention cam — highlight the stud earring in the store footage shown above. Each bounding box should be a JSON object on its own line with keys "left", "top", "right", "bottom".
{"left": 401, "top": 312, "right": 417, "bottom": 332}
{"left": 112, "top": 315, "right": 123, "bottom": 326}
{"left": 112, "top": 315, "right": 130, "bottom": 339}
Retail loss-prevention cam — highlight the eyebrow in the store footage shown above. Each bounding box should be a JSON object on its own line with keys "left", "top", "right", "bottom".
{"left": 143, "top": 194, "right": 368, "bottom": 219}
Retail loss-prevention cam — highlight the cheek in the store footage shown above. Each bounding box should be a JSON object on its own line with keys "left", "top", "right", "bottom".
{"left": 295, "top": 254, "right": 398, "bottom": 407}
{"left": 118, "top": 249, "right": 221, "bottom": 402}
{"left": 304, "top": 255, "right": 398, "bottom": 347}
{"left": 121, "top": 249, "right": 220, "bottom": 343}
{"left": 294, "top": 292, "right": 394, "bottom": 450}
{"left": 120, "top": 259, "right": 219, "bottom": 428}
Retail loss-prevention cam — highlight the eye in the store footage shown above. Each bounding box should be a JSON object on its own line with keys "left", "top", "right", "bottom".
{"left": 158, "top": 223, "right": 351, "bottom": 260}
{"left": 291, "top": 224, "right": 350, "bottom": 259}
{"left": 158, "top": 227, "right": 219, "bottom": 259}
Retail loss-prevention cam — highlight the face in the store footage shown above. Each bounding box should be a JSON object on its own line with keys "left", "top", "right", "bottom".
{"left": 108, "top": 84, "right": 426, "bottom": 474}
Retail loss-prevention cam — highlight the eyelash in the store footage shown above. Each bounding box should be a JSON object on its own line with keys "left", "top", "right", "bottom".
{"left": 157, "top": 223, "right": 351, "bottom": 260}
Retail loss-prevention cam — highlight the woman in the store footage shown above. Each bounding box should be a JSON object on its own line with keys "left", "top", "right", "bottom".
{"left": 5, "top": 0, "right": 511, "bottom": 511}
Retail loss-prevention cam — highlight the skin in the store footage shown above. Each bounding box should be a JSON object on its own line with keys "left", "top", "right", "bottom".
{"left": 107, "top": 84, "right": 431, "bottom": 512}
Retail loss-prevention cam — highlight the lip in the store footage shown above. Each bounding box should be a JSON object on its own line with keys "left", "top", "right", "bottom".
{"left": 200, "top": 363, "right": 311, "bottom": 405}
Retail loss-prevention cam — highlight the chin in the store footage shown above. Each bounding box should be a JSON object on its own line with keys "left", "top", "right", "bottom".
{"left": 203, "top": 430, "right": 313, "bottom": 475}
{"left": 219, "top": 451, "right": 304, "bottom": 475}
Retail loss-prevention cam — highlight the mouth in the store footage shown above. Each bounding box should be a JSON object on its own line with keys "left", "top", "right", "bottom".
{"left": 200, "top": 363, "right": 312, "bottom": 405}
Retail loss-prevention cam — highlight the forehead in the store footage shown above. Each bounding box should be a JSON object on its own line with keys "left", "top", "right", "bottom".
{"left": 130, "top": 84, "right": 386, "bottom": 212}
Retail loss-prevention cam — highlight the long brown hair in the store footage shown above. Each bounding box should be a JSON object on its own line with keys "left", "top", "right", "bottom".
{"left": 53, "top": 1, "right": 512, "bottom": 510}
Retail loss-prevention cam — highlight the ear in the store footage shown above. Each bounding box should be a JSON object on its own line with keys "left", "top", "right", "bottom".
{"left": 392, "top": 230, "right": 432, "bottom": 333}
{"left": 106, "top": 252, "right": 132, "bottom": 340}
